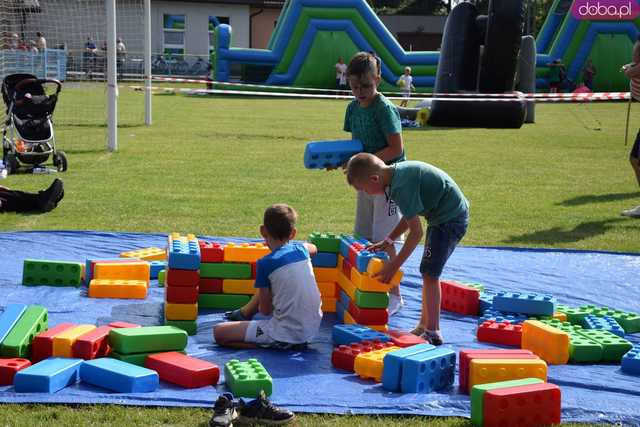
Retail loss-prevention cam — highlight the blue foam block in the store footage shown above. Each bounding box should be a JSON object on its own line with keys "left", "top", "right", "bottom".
{"left": 148, "top": 261, "right": 166, "bottom": 280}
{"left": 14, "top": 358, "right": 82, "bottom": 393}
{"left": 311, "top": 252, "right": 338, "bottom": 268}
{"left": 339, "top": 235, "right": 369, "bottom": 259}
{"left": 339, "top": 290, "right": 351, "bottom": 309}
{"left": 0, "top": 303, "right": 27, "bottom": 344}
{"left": 336, "top": 300, "right": 346, "bottom": 322}
{"left": 479, "top": 292, "right": 495, "bottom": 313}
{"left": 400, "top": 347, "right": 456, "bottom": 393}
{"left": 492, "top": 291, "right": 556, "bottom": 316}
{"left": 168, "top": 239, "right": 200, "bottom": 270}
{"left": 478, "top": 309, "right": 529, "bottom": 325}
{"left": 622, "top": 345, "right": 640, "bottom": 376}
{"left": 355, "top": 250, "right": 389, "bottom": 273}
{"left": 80, "top": 358, "right": 159, "bottom": 393}
{"left": 303, "top": 139, "right": 363, "bottom": 169}
{"left": 332, "top": 324, "right": 390, "bottom": 346}
{"left": 583, "top": 315, "right": 625, "bottom": 337}
{"left": 382, "top": 343, "right": 435, "bottom": 392}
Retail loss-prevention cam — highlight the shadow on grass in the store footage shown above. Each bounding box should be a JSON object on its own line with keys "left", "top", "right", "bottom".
{"left": 557, "top": 192, "right": 640, "bottom": 206}
{"left": 503, "top": 218, "right": 628, "bottom": 245}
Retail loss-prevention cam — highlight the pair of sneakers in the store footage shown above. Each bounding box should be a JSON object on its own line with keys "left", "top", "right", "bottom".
{"left": 210, "top": 391, "right": 295, "bottom": 427}
{"left": 410, "top": 325, "right": 444, "bottom": 346}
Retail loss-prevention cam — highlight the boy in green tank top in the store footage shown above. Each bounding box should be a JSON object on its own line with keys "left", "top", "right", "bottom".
{"left": 345, "top": 153, "right": 469, "bottom": 345}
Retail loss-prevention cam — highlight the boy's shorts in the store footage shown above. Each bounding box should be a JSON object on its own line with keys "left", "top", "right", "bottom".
{"left": 402, "top": 91, "right": 411, "bottom": 99}
{"left": 244, "top": 320, "right": 308, "bottom": 350}
{"left": 420, "top": 211, "right": 469, "bottom": 279}
{"left": 632, "top": 130, "right": 640, "bottom": 159}
{"left": 355, "top": 191, "right": 402, "bottom": 243}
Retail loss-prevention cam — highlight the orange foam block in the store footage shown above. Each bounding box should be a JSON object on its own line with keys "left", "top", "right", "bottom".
{"left": 222, "top": 279, "right": 256, "bottom": 295}
{"left": 469, "top": 358, "right": 547, "bottom": 390}
{"left": 522, "top": 320, "right": 570, "bottom": 365}
{"left": 223, "top": 243, "right": 270, "bottom": 263}
{"left": 89, "top": 279, "right": 148, "bottom": 299}
{"left": 94, "top": 261, "right": 150, "bottom": 284}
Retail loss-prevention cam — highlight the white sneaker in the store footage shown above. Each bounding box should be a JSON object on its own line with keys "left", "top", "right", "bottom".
{"left": 388, "top": 294, "right": 405, "bottom": 316}
{"left": 621, "top": 205, "right": 640, "bottom": 218}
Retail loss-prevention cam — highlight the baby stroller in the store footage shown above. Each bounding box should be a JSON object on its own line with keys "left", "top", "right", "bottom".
{"left": 2, "top": 73, "right": 67, "bottom": 174}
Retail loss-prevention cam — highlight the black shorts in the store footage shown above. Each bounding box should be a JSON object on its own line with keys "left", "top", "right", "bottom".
{"left": 632, "top": 130, "right": 640, "bottom": 160}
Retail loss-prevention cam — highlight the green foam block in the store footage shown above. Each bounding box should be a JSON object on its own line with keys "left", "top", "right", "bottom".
{"left": 224, "top": 359, "right": 272, "bottom": 398}
{"left": 164, "top": 319, "right": 197, "bottom": 336}
{"left": 0, "top": 305, "right": 48, "bottom": 358}
{"left": 22, "top": 259, "right": 83, "bottom": 287}
{"left": 108, "top": 326, "right": 188, "bottom": 355}
{"left": 200, "top": 263, "right": 251, "bottom": 279}
{"left": 575, "top": 328, "right": 633, "bottom": 362}
{"left": 354, "top": 289, "right": 389, "bottom": 309}
{"left": 471, "top": 378, "right": 544, "bottom": 426}
{"left": 110, "top": 350, "right": 186, "bottom": 366}
{"left": 309, "top": 232, "right": 340, "bottom": 253}
{"left": 541, "top": 319, "right": 603, "bottom": 363}
{"left": 198, "top": 294, "right": 251, "bottom": 310}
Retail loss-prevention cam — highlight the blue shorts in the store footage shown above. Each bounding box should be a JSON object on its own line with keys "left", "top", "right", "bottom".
{"left": 420, "top": 211, "right": 469, "bottom": 279}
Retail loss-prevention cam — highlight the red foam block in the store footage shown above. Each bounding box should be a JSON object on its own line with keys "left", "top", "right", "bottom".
{"left": 441, "top": 280, "right": 480, "bottom": 316}
{"left": 199, "top": 241, "right": 224, "bottom": 263}
{"left": 347, "top": 301, "right": 388, "bottom": 325}
{"left": 30, "top": 323, "right": 76, "bottom": 363}
{"left": 0, "top": 358, "right": 31, "bottom": 385}
{"left": 331, "top": 340, "right": 395, "bottom": 372}
{"left": 166, "top": 268, "right": 200, "bottom": 287}
{"left": 166, "top": 286, "right": 199, "bottom": 304}
{"left": 387, "top": 330, "right": 427, "bottom": 347}
{"left": 477, "top": 320, "right": 523, "bottom": 347}
{"left": 341, "top": 257, "right": 353, "bottom": 279}
{"left": 348, "top": 243, "right": 364, "bottom": 269}
{"left": 459, "top": 349, "right": 537, "bottom": 394}
{"left": 73, "top": 325, "right": 113, "bottom": 360}
{"left": 483, "top": 383, "right": 561, "bottom": 427}
{"left": 145, "top": 351, "right": 219, "bottom": 388}
{"left": 108, "top": 321, "right": 142, "bottom": 328}
{"left": 199, "top": 278, "right": 223, "bottom": 294}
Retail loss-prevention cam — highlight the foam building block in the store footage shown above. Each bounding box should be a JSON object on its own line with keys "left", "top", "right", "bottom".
{"left": 354, "top": 345, "right": 401, "bottom": 382}
{"left": 580, "top": 305, "right": 640, "bottom": 334}
{"left": 168, "top": 238, "right": 200, "bottom": 270}
{"left": 583, "top": 315, "right": 625, "bottom": 337}
{"left": 108, "top": 321, "right": 141, "bottom": 328}
{"left": 622, "top": 344, "right": 640, "bottom": 376}
{"left": 224, "top": 359, "right": 272, "bottom": 397}
{"left": 222, "top": 279, "right": 256, "bottom": 295}
{"left": 89, "top": 279, "right": 148, "bottom": 299}
{"left": 311, "top": 252, "right": 338, "bottom": 268}
{"left": 339, "top": 235, "right": 369, "bottom": 259}
{"left": 574, "top": 328, "right": 632, "bottom": 362}
{"left": 317, "top": 281, "right": 338, "bottom": 297}
{"left": 468, "top": 359, "right": 548, "bottom": 391}
{"left": 477, "top": 320, "right": 522, "bottom": 347}
{"left": 53, "top": 324, "right": 97, "bottom": 358}
{"left": 304, "top": 139, "right": 363, "bottom": 169}
{"left": 521, "top": 320, "right": 570, "bottom": 364}
{"left": 479, "top": 292, "right": 495, "bottom": 313}
{"left": 555, "top": 304, "right": 592, "bottom": 325}
{"left": 382, "top": 343, "right": 436, "bottom": 391}
{"left": 85, "top": 258, "right": 135, "bottom": 284}
{"left": 482, "top": 382, "right": 561, "bottom": 427}
{"left": 73, "top": 325, "right": 114, "bottom": 360}
{"left": 223, "top": 243, "right": 270, "bottom": 263}
{"left": 387, "top": 330, "right": 427, "bottom": 348}
{"left": 199, "top": 241, "right": 224, "bottom": 263}
{"left": 22, "top": 259, "right": 83, "bottom": 287}
{"left": 199, "top": 278, "right": 223, "bottom": 294}
{"left": 145, "top": 351, "right": 220, "bottom": 388}
{"left": 0, "top": 303, "right": 28, "bottom": 343}
{"left": 492, "top": 291, "right": 556, "bottom": 316}
{"left": 198, "top": 294, "right": 251, "bottom": 309}
{"left": 80, "top": 358, "right": 159, "bottom": 393}
{"left": 0, "top": 358, "right": 31, "bottom": 385}
{"left": 166, "top": 286, "right": 199, "bottom": 304}
{"left": 350, "top": 268, "right": 395, "bottom": 293}
{"left": 31, "top": 323, "right": 76, "bottom": 362}
{"left": 459, "top": 349, "right": 538, "bottom": 393}
{"left": 200, "top": 263, "right": 251, "bottom": 279}
{"left": 331, "top": 340, "right": 395, "bottom": 372}
{"left": 309, "top": 232, "right": 341, "bottom": 253}
{"left": 478, "top": 309, "right": 529, "bottom": 325}
{"left": 14, "top": 358, "right": 82, "bottom": 393}
{"left": 332, "top": 324, "right": 390, "bottom": 346}
{"left": 120, "top": 247, "right": 166, "bottom": 261}
{"left": 148, "top": 261, "right": 165, "bottom": 280}
{"left": 356, "top": 251, "right": 389, "bottom": 274}
{"left": 0, "top": 305, "right": 48, "bottom": 358}
{"left": 166, "top": 268, "right": 200, "bottom": 287}
{"left": 539, "top": 320, "right": 603, "bottom": 363}
{"left": 108, "top": 326, "right": 188, "bottom": 355}
{"left": 321, "top": 297, "right": 337, "bottom": 313}
{"left": 165, "top": 302, "right": 198, "bottom": 321}
{"left": 343, "top": 312, "right": 387, "bottom": 332}
{"left": 347, "top": 302, "right": 388, "bottom": 325}
{"left": 93, "top": 261, "right": 150, "bottom": 283}
{"left": 470, "top": 378, "right": 545, "bottom": 427}
{"left": 157, "top": 269, "right": 166, "bottom": 287}
{"left": 314, "top": 267, "right": 338, "bottom": 283}
{"left": 440, "top": 280, "right": 480, "bottom": 315}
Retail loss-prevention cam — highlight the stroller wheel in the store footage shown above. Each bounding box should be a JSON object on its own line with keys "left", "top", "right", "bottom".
{"left": 4, "top": 153, "right": 19, "bottom": 174}
{"left": 53, "top": 150, "right": 68, "bottom": 172}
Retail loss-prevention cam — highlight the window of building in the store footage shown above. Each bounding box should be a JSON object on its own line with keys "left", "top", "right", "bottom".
{"left": 209, "top": 16, "right": 230, "bottom": 53}
{"left": 163, "top": 14, "right": 185, "bottom": 56}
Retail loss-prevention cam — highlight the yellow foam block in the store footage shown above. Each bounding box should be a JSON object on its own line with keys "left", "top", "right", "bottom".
{"left": 165, "top": 302, "right": 198, "bottom": 320}
{"left": 53, "top": 324, "right": 97, "bottom": 357}
{"left": 367, "top": 324, "right": 388, "bottom": 333}
{"left": 120, "top": 247, "right": 166, "bottom": 261}
{"left": 317, "top": 281, "right": 338, "bottom": 297}
{"left": 354, "top": 346, "right": 401, "bottom": 382}
{"left": 168, "top": 232, "right": 197, "bottom": 242}
{"left": 469, "top": 358, "right": 547, "bottom": 390}
{"left": 321, "top": 297, "right": 337, "bottom": 313}
{"left": 314, "top": 267, "right": 338, "bottom": 283}
{"left": 350, "top": 268, "right": 395, "bottom": 293}
{"left": 94, "top": 261, "right": 150, "bottom": 284}
{"left": 366, "top": 258, "right": 403, "bottom": 286}
{"left": 553, "top": 312, "right": 567, "bottom": 322}
{"left": 522, "top": 320, "right": 570, "bottom": 365}
{"left": 223, "top": 242, "right": 270, "bottom": 263}
{"left": 88, "top": 279, "right": 148, "bottom": 299}
{"left": 337, "top": 272, "right": 356, "bottom": 300}
{"left": 222, "top": 279, "right": 256, "bottom": 295}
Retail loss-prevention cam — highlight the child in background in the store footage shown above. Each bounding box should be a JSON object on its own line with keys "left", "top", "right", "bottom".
{"left": 397, "top": 66, "right": 415, "bottom": 107}
{"left": 214, "top": 204, "right": 322, "bottom": 350}
{"left": 340, "top": 51, "right": 407, "bottom": 315}
{"left": 345, "top": 153, "right": 469, "bottom": 345}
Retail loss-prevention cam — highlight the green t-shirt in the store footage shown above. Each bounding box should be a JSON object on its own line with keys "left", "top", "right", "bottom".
{"left": 389, "top": 161, "right": 469, "bottom": 226}
{"left": 343, "top": 94, "right": 405, "bottom": 164}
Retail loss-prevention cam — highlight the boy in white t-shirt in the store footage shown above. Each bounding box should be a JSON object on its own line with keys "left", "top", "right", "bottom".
{"left": 335, "top": 57, "right": 348, "bottom": 90}
{"left": 214, "top": 204, "right": 322, "bottom": 350}
{"left": 397, "top": 66, "right": 415, "bottom": 107}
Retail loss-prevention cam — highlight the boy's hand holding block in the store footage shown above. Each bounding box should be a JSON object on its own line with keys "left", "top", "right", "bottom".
{"left": 304, "top": 140, "right": 363, "bottom": 169}
{"left": 366, "top": 258, "right": 403, "bottom": 286}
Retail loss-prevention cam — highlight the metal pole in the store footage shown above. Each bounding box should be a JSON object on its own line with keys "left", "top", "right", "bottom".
{"left": 625, "top": 87, "right": 632, "bottom": 146}
{"left": 106, "top": 0, "right": 118, "bottom": 152}
{"left": 144, "top": 0, "right": 152, "bottom": 125}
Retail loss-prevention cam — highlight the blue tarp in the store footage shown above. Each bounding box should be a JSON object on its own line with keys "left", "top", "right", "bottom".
{"left": 0, "top": 231, "right": 638, "bottom": 424}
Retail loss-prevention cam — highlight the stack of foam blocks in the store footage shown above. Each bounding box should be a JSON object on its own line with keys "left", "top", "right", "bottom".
{"left": 164, "top": 233, "right": 201, "bottom": 335}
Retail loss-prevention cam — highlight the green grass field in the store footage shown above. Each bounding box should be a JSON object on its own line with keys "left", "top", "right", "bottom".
{"left": 1, "top": 84, "right": 637, "bottom": 425}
